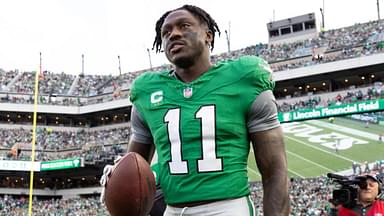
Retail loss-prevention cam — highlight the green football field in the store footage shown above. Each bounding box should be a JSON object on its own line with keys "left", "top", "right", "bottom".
{"left": 247, "top": 117, "right": 384, "bottom": 182}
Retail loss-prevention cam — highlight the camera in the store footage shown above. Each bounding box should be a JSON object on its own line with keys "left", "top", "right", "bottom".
{"left": 327, "top": 173, "right": 368, "bottom": 208}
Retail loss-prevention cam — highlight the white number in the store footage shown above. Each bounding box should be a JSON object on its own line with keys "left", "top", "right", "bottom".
{"left": 196, "top": 106, "right": 222, "bottom": 172}
{"left": 164, "top": 105, "right": 222, "bottom": 174}
{"left": 164, "top": 108, "right": 188, "bottom": 174}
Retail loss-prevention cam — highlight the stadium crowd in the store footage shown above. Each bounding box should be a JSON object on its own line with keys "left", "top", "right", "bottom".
{"left": 351, "top": 160, "right": 384, "bottom": 176}
{"left": 0, "top": 126, "right": 129, "bottom": 162}
{"left": 0, "top": 195, "right": 108, "bottom": 216}
{"left": 8, "top": 71, "right": 75, "bottom": 95}
{"left": 278, "top": 85, "right": 383, "bottom": 112}
{"left": 250, "top": 177, "right": 331, "bottom": 216}
{"left": 0, "top": 19, "right": 382, "bottom": 105}
{"left": 1, "top": 171, "right": 382, "bottom": 215}
{"left": 213, "top": 20, "right": 384, "bottom": 71}
{"left": 0, "top": 178, "right": 334, "bottom": 216}
{"left": 0, "top": 126, "right": 129, "bottom": 150}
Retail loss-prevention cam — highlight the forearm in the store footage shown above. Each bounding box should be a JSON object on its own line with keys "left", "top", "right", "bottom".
{"left": 261, "top": 163, "right": 289, "bottom": 215}
{"left": 250, "top": 127, "right": 289, "bottom": 215}
{"left": 128, "top": 140, "right": 155, "bottom": 163}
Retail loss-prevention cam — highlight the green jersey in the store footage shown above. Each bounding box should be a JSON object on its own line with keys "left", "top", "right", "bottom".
{"left": 151, "top": 163, "right": 160, "bottom": 184}
{"left": 130, "top": 56, "right": 275, "bottom": 204}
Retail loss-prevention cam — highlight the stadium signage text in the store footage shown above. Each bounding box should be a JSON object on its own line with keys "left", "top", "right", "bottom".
{"left": 0, "top": 160, "right": 41, "bottom": 171}
{"left": 278, "top": 100, "right": 381, "bottom": 122}
{"left": 40, "top": 158, "right": 82, "bottom": 171}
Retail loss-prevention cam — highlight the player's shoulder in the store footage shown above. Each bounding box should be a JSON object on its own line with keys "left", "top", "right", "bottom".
{"left": 130, "top": 70, "right": 170, "bottom": 102}
{"left": 219, "top": 55, "right": 272, "bottom": 76}
{"left": 231, "top": 55, "right": 270, "bottom": 69}
{"left": 228, "top": 56, "right": 275, "bottom": 90}
{"left": 133, "top": 71, "right": 167, "bottom": 84}
{"left": 221, "top": 56, "right": 273, "bottom": 79}
{"left": 237, "top": 55, "right": 267, "bottom": 64}
{"left": 227, "top": 55, "right": 268, "bottom": 67}
{"left": 131, "top": 70, "right": 169, "bottom": 89}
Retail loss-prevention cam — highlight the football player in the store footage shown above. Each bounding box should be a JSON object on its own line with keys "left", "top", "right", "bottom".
{"left": 129, "top": 5, "right": 289, "bottom": 215}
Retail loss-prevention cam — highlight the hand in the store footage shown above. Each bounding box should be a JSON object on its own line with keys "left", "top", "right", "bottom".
{"left": 99, "top": 155, "right": 122, "bottom": 203}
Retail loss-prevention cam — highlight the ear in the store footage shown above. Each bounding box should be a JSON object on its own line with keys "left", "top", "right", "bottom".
{"left": 205, "top": 29, "right": 213, "bottom": 45}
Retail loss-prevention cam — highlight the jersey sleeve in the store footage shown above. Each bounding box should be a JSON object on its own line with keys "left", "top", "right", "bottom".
{"left": 247, "top": 90, "right": 280, "bottom": 133}
{"left": 130, "top": 105, "right": 154, "bottom": 144}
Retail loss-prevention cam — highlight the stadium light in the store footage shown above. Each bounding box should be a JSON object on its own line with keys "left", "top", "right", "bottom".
{"left": 81, "top": 54, "right": 84, "bottom": 75}
{"left": 320, "top": 8, "right": 325, "bottom": 30}
{"left": 225, "top": 22, "right": 231, "bottom": 52}
{"left": 147, "top": 48, "right": 153, "bottom": 70}
{"left": 118, "top": 55, "right": 122, "bottom": 76}
{"left": 320, "top": 0, "right": 325, "bottom": 30}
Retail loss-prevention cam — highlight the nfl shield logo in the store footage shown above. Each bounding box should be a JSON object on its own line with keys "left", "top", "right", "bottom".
{"left": 183, "top": 87, "right": 193, "bottom": 98}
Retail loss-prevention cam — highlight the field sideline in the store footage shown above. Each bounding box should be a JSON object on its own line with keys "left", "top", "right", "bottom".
{"left": 247, "top": 117, "right": 384, "bottom": 182}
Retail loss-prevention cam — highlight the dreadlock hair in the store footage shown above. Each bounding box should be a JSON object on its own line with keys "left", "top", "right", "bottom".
{"left": 153, "top": 5, "right": 221, "bottom": 53}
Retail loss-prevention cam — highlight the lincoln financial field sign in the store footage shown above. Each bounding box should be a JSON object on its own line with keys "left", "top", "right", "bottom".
{"left": 278, "top": 100, "right": 382, "bottom": 123}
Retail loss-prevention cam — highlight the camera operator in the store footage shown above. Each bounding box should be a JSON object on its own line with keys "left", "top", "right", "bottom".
{"left": 329, "top": 174, "right": 384, "bottom": 216}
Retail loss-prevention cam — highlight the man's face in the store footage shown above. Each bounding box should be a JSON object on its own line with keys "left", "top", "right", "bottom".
{"left": 359, "top": 178, "right": 380, "bottom": 203}
{"left": 161, "top": 9, "right": 212, "bottom": 68}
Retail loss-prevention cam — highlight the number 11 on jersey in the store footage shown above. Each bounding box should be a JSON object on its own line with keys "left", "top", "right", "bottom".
{"left": 164, "top": 105, "right": 223, "bottom": 174}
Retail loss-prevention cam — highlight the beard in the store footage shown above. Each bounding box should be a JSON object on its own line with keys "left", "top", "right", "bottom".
{"left": 171, "top": 42, "right": 205, "bottom": 69}
{"left": 173, "top": 56, "right": 194, "bottom": 68}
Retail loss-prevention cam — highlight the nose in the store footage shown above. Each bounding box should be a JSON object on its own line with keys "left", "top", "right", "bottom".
{"left": 168, "top": 27, "right": 182, "bottom": 41}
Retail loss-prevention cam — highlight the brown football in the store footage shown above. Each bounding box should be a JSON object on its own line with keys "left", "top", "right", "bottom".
{"left": 104, "top": 152, "right": 156, "bottom": 216}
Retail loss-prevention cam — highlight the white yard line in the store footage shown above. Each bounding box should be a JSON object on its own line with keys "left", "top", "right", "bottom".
{"left": 307, "top": 120, "right": 379, "bottom": 141}
{"left": 248, "top": 166, "right": 305, "bottom": 178}
{"left": 287, "top": 169, "right": 305, "bottom": 178}
{"left": 285, "top": 135, "right": 357, "bottom": 163}
{"left": 286, "top": 150, "right": 336, "bottom": 172}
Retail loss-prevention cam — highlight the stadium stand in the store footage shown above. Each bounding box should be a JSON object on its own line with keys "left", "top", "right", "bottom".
{"left": 0, "top": 195, "right": 108, "bottom": 216}
{"left": 0, "top": 20, "right": 382, "bottom": 106}
{"left": 277, "top": 84, "right": 383, "bottom": 112}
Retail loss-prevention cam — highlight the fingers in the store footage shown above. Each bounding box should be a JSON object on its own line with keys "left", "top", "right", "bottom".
{"left": 99, "top": 157, "right": 122, "bottom": 203}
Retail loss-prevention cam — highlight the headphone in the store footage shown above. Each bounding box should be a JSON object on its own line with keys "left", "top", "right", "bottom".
{"left": 366, "top": 174, "right": 383, "bottom": 196}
